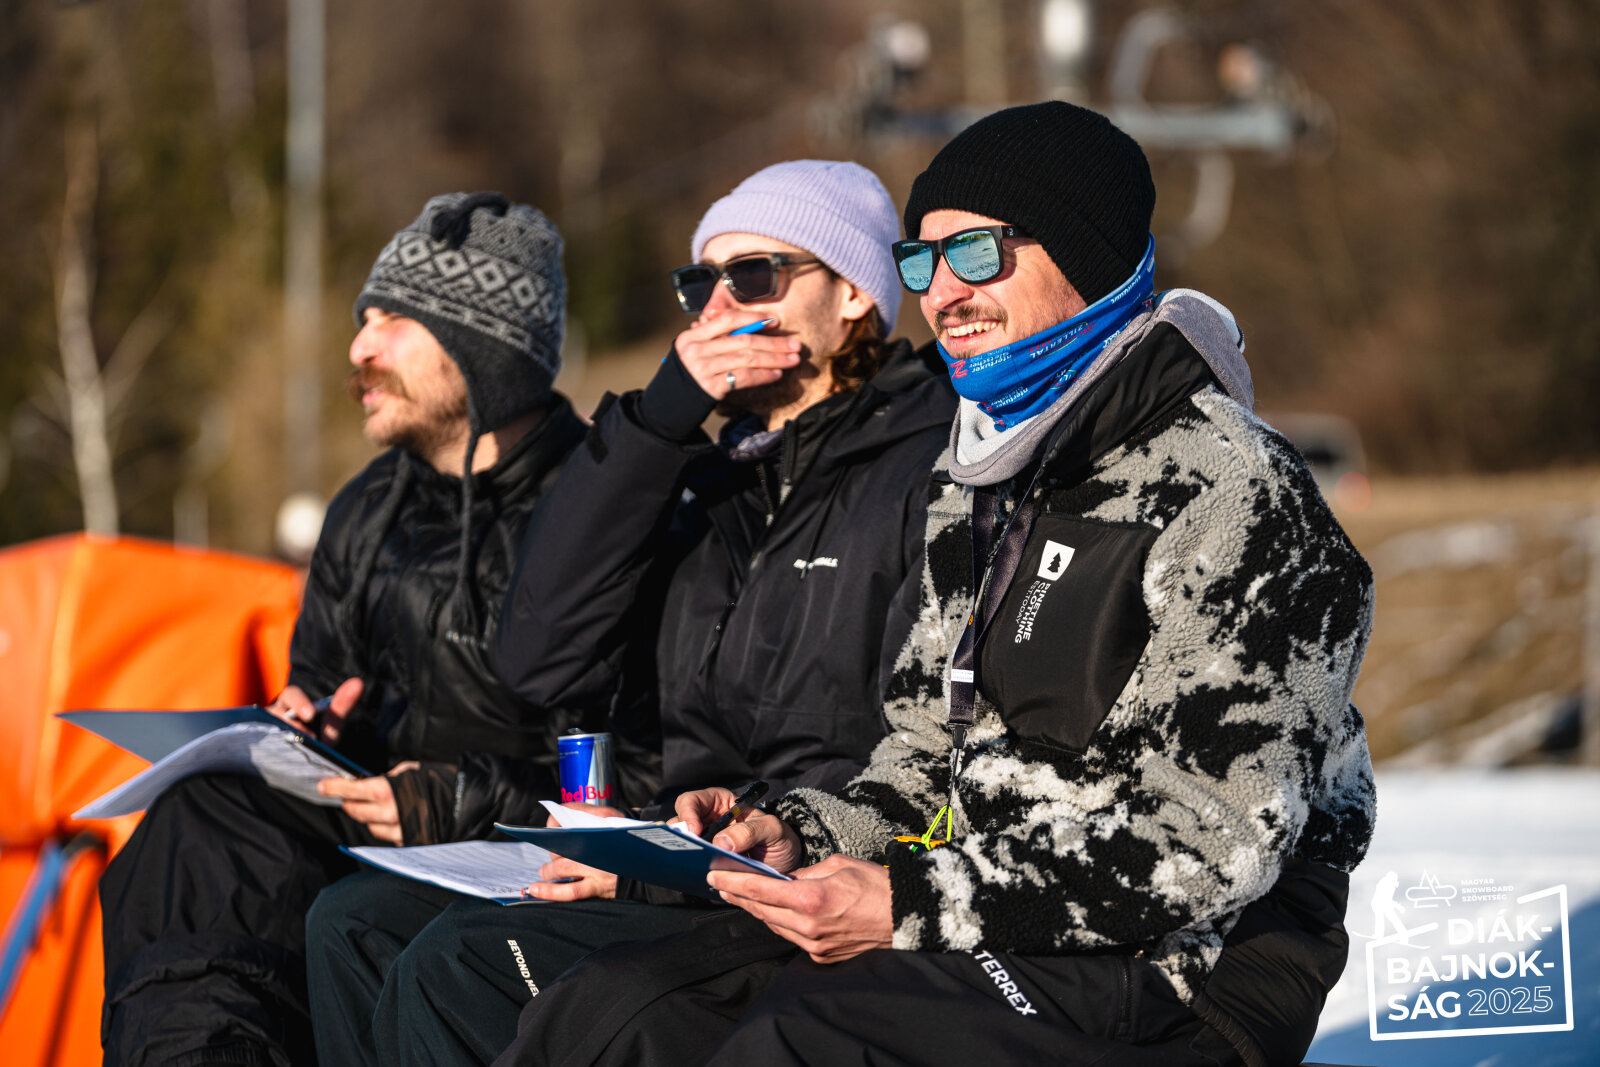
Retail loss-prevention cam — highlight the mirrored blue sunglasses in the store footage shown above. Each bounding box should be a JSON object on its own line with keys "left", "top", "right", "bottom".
{"left": 891, "top": 225, "right": 1025, "bottom": 293}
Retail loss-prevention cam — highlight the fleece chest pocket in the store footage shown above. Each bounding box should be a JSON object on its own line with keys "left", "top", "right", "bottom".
{"left": 978, "top": 513, "right": 1157, "bottom": 750}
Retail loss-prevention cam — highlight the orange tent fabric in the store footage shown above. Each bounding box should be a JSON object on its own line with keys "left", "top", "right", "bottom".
{"left": 0, "top": 534, "right": 302, "bottom": 1066}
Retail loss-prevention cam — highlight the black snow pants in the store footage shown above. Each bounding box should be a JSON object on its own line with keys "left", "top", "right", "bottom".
{"left": 99, "top": 773, "right": 382, "bottom": 1067}
{"left": 493, "top": 910, "right": 1244, "bottom": 1067}
{"left": 306, "top": 870, "right": 710, "bottom": 1066}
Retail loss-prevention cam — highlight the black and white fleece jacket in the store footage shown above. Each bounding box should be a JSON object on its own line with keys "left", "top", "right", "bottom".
{"left": 773, "top": 298, "right": 1376, "bottom": 1007}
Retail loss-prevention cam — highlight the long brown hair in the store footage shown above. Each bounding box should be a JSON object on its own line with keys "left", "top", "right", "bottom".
{"left": 826, "top": 305, "right": 891, "bottom": 394}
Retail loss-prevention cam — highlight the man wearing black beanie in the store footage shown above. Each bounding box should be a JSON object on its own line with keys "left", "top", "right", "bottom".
{"left": 97, "top": 194, "right": 661, "bottom": 1067}
{"left": 504, "top": 102, "right": 1377, "bottom": 1067}
{"left": 903, "top": 98, "right": 1156, "bottom": 306}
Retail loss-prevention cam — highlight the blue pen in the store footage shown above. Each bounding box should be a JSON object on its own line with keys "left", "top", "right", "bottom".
{"left": 660, "top": 318, "right": 778, "bottom": 365}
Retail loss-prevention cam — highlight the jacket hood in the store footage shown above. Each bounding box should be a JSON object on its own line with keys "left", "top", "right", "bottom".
{"left": 713, "top": 338, "right": 956, "bottom": 491}
{"left": 1035, "top": 320, "right": 1223, "bottom": 485}
{"left": 1146, "top": 289, "right": 1251, "bottom": 410}
{"left": 813, "top": 338, "right": 957, "bottom": 469}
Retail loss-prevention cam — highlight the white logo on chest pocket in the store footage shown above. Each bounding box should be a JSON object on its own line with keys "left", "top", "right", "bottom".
{"left": 1037, "top": 540, "right": 1075, "bottom": 581}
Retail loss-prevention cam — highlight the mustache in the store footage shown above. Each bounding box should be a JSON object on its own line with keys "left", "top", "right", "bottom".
{"left": 346, "top": 367, "right": 409, "bottom": 404}
{"left": 933, "top": 303, "right": 1006, "bottom": 335}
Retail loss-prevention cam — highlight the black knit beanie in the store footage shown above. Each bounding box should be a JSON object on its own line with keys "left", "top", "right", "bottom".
{"left": 903, "top": 101, "right": 1155, "bottom": 304}
{"left": 354, "top": 192, "right": 566, "bottom": 433}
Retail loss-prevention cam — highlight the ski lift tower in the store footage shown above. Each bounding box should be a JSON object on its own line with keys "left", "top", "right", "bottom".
{"left": 1091, "top": 7, "right": 1333, "bottom": 264}
{"left": 852, "top": 3, "right": 1332, "bottom": 265}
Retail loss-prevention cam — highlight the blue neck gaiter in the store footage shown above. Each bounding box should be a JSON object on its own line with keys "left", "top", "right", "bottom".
{"left": 938, "top": 236, "right": 1156, "bottom": 430}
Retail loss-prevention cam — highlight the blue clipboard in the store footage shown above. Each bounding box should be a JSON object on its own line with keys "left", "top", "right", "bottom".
{"left": 57, "top": 706, "right": 369, "bottom": 777}
{"left": 493, "top": 821, "right": 792, "bottom": 900}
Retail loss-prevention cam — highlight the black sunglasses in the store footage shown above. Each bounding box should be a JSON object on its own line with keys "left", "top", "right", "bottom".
{"left": 891, "top": 226, "right": 1025, "bottom": 293}
{"left": 670, "top": 253, "right": 823, "bottom": 314}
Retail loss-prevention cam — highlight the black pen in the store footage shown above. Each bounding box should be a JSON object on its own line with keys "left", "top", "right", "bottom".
{"left": 275, "top": 695, "right": 333, "bottom": 732}
{"left": 702, "top": 781, "right": 769, "bottom": 840}
{"left": 308, "top": 695, "right": 335, "bottom": 734}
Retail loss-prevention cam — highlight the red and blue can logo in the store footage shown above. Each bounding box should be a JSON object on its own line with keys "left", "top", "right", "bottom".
{"left": 558, "top": 731, "right": 615, "bottom": 805}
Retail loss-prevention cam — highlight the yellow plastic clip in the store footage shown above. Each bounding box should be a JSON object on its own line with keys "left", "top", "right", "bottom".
{"left": 888, "top": 806, "right": 956, "bottom": 857}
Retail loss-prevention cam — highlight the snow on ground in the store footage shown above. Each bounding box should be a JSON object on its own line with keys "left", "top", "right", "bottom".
{"left": 1307, "top": 768, "right": 1600, "bottom": 1066}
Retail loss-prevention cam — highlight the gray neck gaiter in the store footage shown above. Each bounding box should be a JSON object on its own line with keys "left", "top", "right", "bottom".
{"left": 945, "top": 289, "right": 1253, "bottom": 487}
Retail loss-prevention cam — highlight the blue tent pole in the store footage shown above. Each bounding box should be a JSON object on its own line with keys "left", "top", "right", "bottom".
{"left": 0, "top": 837, "right": 68, "bottom": 1016}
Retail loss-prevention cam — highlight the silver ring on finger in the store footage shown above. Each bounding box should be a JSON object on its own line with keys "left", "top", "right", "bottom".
{"left": 725, "top": 370, "right": 738, "bottom": 389}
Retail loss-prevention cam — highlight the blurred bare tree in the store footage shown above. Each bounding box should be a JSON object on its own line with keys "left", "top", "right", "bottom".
{"left": 3, "top": 0, "right": 242, "bottom": 543}
{"left": 51, "top": 115, "right": 176, "bottom": 535}
{"left": 0, "top": 0, "right": 1596, "bottom": 556}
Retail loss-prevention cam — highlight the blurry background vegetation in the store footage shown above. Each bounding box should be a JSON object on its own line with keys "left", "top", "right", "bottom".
{"left": 2, "top": 0, "right": 1597, "bottom": 760}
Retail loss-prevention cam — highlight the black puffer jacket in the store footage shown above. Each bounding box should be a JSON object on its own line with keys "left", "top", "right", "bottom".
{"left": 287, "top": 397, "right": 660, "bottom": 836}
{"left": 494, "top": 341, "right": 955, "bottom": 815}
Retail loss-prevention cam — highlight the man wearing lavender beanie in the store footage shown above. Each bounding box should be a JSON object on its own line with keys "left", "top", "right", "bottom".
{"left": 665, "top": 159, "right": 907, "bottom": 429}
{"left": 304, "top": 160, "right": 956, "bottom": 1066}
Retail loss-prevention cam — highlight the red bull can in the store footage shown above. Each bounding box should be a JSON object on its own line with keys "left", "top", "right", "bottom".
{"left": 558, "top": 730, "right": 616, "bottom": 805}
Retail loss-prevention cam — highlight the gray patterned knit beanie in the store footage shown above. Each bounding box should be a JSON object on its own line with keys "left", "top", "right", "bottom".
{"left": 354, "top": 192, "right": 565, "bottom": 432}
{"left": 691, "top": 161, "right": 903, "bottom": 332}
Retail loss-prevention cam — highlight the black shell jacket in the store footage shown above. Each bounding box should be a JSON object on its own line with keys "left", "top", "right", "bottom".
{"left": 286, "top": 397, "right": 661, "bottom": 838}
{"left": 495, "top": 341, "right": 956, "bottom": 816}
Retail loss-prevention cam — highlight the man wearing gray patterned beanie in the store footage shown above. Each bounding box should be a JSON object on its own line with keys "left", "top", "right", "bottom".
{"left": 353, "top": 191, "right": 565, "bottom": 439}
{"left": 100, "top": 194, "right": 661, "bottom": 1067}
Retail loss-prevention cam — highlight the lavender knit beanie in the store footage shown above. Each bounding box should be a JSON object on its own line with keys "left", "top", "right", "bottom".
{"left": 691, "top": 160, "right": 903, "bottom": 332}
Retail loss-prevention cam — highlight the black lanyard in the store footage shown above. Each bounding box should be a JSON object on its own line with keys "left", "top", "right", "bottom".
{"left": 946, "top": 467, "right": 1046, "bottom": 786}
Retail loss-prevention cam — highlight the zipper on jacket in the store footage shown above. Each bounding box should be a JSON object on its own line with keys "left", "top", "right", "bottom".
{"left": 702, "top": 414, "right": 823, "bottom": 706}
{"left": 1114, "top": 955, "right": 1135, "bottom": 1041}
{"left": 700, "top": 597, "right": 739, "bottom": 710}
{"left": 694, "top": 476, "right": 768, "bottom": 695}
{"left": 779, "top": 419, "right": 799, "bottom": 506}
{"left": 700, "top": 469, "right": 782, "bottom": 696}
{"left": 754, "top": 462, "right": 778, "bottom": 528}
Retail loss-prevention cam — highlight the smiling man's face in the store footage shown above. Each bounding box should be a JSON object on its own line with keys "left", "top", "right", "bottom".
{"left": 916, "top": 209, "right": 1087, "bottom": 358}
